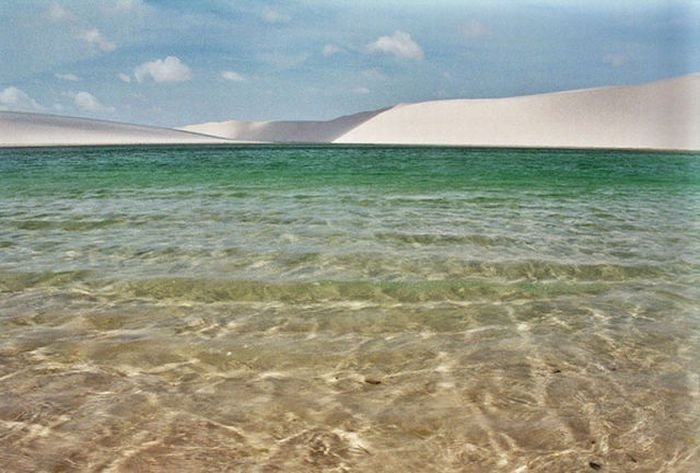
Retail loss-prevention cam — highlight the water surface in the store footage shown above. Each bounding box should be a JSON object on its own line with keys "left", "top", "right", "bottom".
{"left": 0, "top": 145, "right": 698, "bottom": 472}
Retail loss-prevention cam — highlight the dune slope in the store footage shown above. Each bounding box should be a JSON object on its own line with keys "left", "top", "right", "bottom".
{"left": 335, "top": 74, "right": 700, "bottom": 150}
{"left": 181, "top": 108, "right": 388, "bottom": 143}
{"left": 184, "top": 74, "right": 700, "bottom": 150}
{"left": 0, "top": 112, "right": 231, "bottom": 147}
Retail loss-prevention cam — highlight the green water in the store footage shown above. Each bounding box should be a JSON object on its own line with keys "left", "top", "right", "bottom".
{"left": 0, "top": 145, "right": 698, "bottom": 472}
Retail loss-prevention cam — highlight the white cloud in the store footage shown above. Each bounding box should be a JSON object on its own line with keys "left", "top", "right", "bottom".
{"left": 221, "top": 70, "right": 244, "bottom": 81}
{"left": 73, "top": 91, "right": 114, "bottom": 112}
{"left": 368, "top": 31, "right": 423, "bottom": 60}
{"left": 0, "top": 87, "right": 45, "bottom": 112}
{"left": 262, "top": 6, "right": 290, "bottom": 24}
{"left": 353, "top": 87, "right": 370, "bottom": 95}
{"left": 55, "top": 73, "right": 80, "bottom": 81}
{"left": 134, "top": 56, "right": 192, "bottom": 83}
{"left": 118, "top": 72, "right": 132, "bottom": 83}
{"left": 79, "top": 28, "right": 116, "bottom": 52}
{"left": 322, "top": 44, "right": 342, "bottom": 57}
{"left": 462, "top": 20, "right": 488, "bottom": 39}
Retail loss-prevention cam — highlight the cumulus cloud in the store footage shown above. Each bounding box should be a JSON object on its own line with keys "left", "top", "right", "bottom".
{"left": 134, "top": 56, "right": 192, "bottom": 83}
{"left": 72, "top": 91, "right": 114, "bottom": 112}
{"left": 368, "top": 31, "right": 423, "bottom": 60}
{"left": 322, "top": 44, "right": 342, "bottom": 57}
{"left": 80, "top": 28, "right": 116, "bottom": 52}
{"left": 262, "top": 6, "right": 290, "bottom": 24}
{"left": 221, "top": 70, "right": 244, "bottom": 81}
{"left": 118, "top": 72, "right": 132, "bottom": 83}
{"left": 462, "top": 20, "right": 488, "bottom": 39}
{"left": 0, "top": 86, "right": 45, "bottom": 112}
{"left": 352, "top": 87, "right": 370, "bottom": 95}
{"left": 55, "top": 73, "right": 80, "bottom": 81}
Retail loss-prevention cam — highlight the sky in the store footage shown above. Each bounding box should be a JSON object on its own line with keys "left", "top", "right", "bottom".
{"left": 1, "top": 0, "right": 699, "bottom": 127}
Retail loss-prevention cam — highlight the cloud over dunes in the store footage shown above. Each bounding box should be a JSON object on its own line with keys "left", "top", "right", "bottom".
{"left": 134, "top": 56, "right": 192, "bottom": 83}
{"left": 221, "top": 71, "right": 244, "bottom": 81}
{"left": 55, "top": 73, "right": 80, "bottom": 81}
{"left": 368, "top": 31, "right": 423, "bottom": 60}
{"left": 72, "top": 91, "right": 113, "bottom": 112}
{"left": 0, "top": 87, "right": 44, "bottom": 112}
{"left": 79, "top": 28, "right": 116, "bottom": 52}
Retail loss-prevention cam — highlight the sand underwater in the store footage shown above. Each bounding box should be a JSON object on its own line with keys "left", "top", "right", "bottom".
{"left": 0, "top": 145, "right": 698, "bottom": 472}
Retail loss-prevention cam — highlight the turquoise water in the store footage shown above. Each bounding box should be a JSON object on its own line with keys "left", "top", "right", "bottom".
{"left": 0, "top": 145, "right": 698, "bottom": 471}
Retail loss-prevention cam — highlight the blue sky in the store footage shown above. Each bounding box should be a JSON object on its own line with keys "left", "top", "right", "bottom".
{"left": 1, "top": 0, "right": 699, "bottom": 127}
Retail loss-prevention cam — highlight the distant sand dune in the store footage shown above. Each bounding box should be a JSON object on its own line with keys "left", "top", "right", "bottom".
{"left": 2, "top": 74, "right": 698, "bottom": 150}
{"left": 180, "top": 108, "right": 388, "bottom": 143}
{"left": 184, "top": 73, "right": 700, "bottom": 150}
{"left": 0, "top": 112, "right": 232, "bottom": 147}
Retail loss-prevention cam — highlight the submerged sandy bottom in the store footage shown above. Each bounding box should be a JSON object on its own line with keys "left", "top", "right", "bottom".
{"left": 1, "top": 145, "right": 698, "bottom": 471}
{"left": 0, "top": 283, "right": 697, "bottom": 472}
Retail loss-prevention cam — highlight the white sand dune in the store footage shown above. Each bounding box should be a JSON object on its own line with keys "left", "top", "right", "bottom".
{"left": 336, "top": 74, "right": 700, "bottom": 150}
{"left": 184, "top": 74, "right": 700, "bottom": 150}
{"left": 180, "top": 108, "right": 389, "bottom": 144}
{"left": 3, "top": 74, "right": 697, "bottom": 150}
{"left": 0, "top": 112, "right": 232, "bottom": 147}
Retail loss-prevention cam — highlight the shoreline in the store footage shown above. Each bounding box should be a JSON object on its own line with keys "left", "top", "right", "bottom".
{"left": 2, "top": 141, "right": 698, "bottom": 153}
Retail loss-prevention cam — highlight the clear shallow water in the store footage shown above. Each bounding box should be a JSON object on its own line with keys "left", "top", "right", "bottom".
{"left": 0, "top": 145, "right": 698, "bottom": 472}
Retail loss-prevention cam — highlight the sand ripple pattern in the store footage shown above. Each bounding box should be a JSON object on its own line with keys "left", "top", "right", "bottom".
{"left": 0, "top": 146, "right": 698, "bottom": 472}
